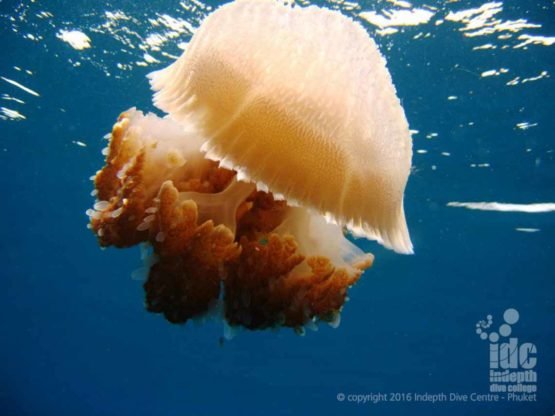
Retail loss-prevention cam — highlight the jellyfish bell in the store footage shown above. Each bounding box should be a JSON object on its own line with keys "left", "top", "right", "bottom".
{"left": 88, "top": 0, "right": 414, "bottom": 333}
{"left": 149, "top": 0, "right": 413, "bottom": 254}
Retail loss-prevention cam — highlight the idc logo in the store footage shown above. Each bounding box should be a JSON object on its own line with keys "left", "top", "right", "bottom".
{"left": 476, "top": 308, "right": 538, "bottom": 400}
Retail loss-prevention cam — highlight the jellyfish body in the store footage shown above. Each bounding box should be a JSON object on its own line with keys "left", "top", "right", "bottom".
{"left": 88, "top": 0, "right": 414, "bottom": 332}
{"left": 149, "top": 0, "right": 413, "bottom": 253}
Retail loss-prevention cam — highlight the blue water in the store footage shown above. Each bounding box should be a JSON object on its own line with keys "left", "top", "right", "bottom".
{"left": 1, "top": 0, "right": 554, "bottom": 415}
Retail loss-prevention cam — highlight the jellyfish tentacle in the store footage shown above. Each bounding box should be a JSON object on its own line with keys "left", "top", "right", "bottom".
{"left": 88, "top": 109, "right": 374, "bottom": 330}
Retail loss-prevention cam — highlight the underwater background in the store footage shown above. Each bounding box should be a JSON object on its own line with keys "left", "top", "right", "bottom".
{"left": 1, "top": 0, "right": 554, "bottom": 415}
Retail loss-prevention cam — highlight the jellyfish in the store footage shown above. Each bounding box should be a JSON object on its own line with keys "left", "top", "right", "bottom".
{"left": 87, "top": 0, "right": 413, "bottom": 333}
